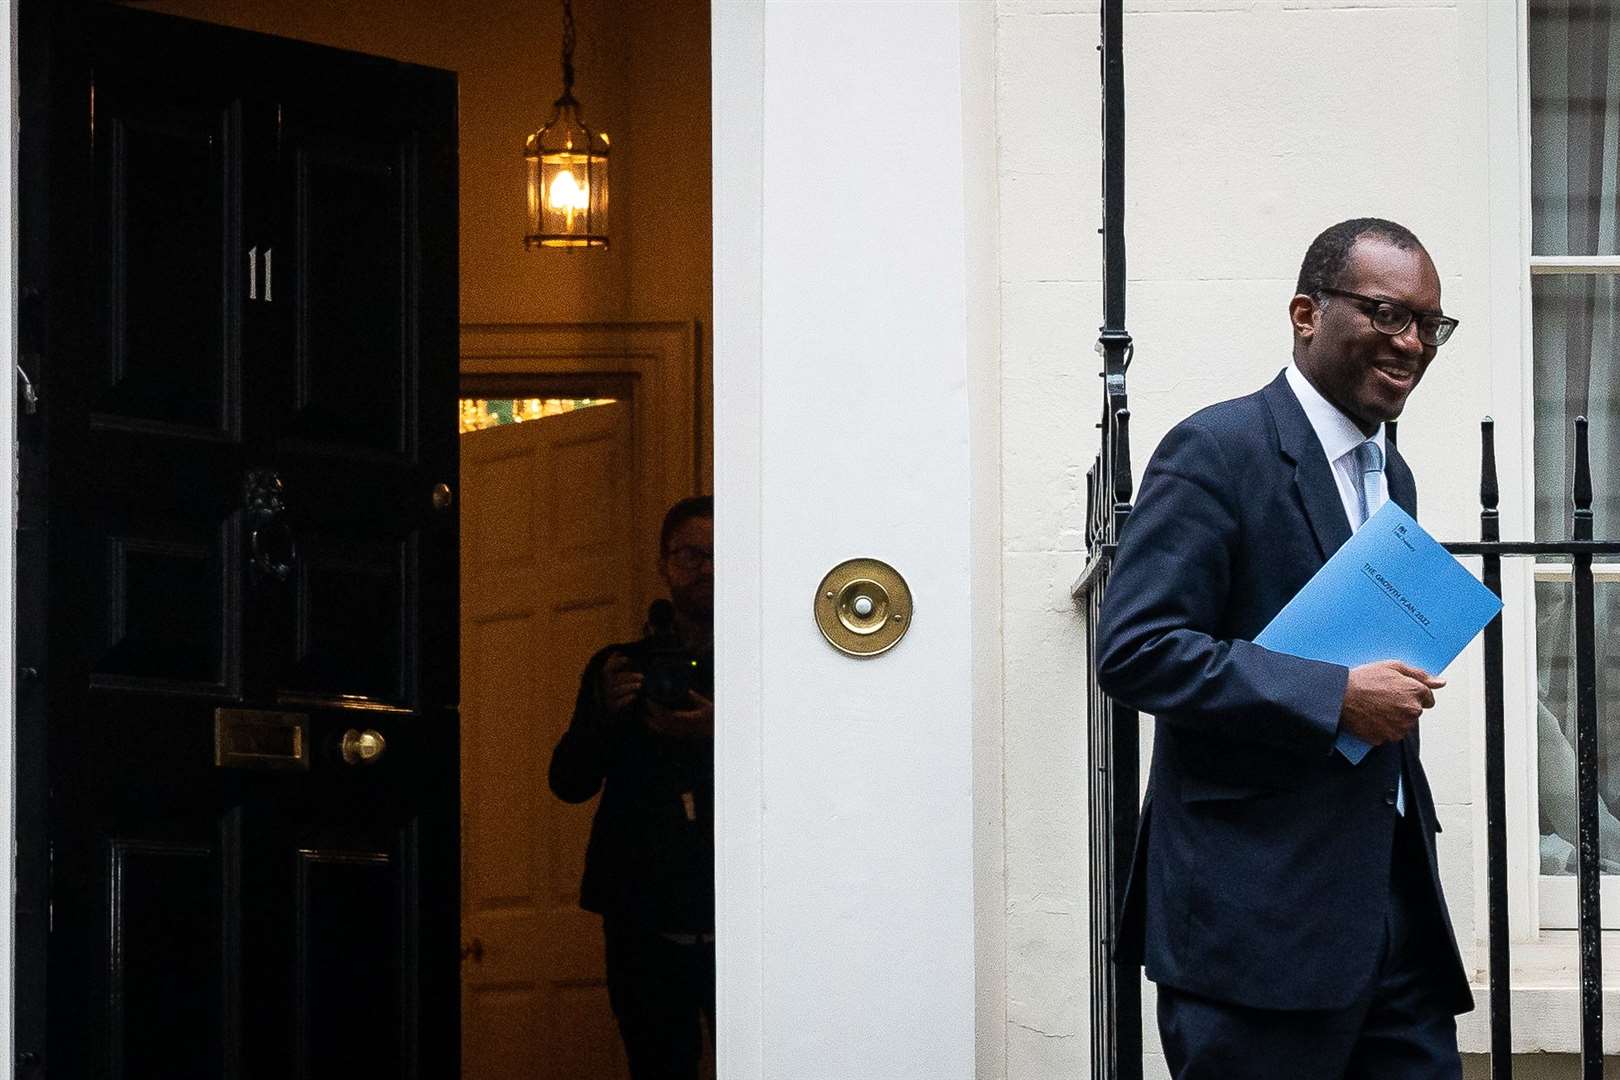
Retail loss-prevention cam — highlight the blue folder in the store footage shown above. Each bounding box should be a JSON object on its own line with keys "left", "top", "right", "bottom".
{"left": 1254, "top": 501, "right": 1503, "bottom": 762}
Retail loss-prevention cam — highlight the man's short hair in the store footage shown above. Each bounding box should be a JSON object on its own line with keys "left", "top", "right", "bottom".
{"left": 660, "top": 495, "right": 713, "bottom": 554}
{"left": 1295, "top": 218, "right": 1426, "bottom": 300}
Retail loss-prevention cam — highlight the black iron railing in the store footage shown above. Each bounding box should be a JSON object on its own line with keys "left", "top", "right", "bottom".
{"left": 1445, "top": 416, "right": 1620, "bottom": 1080}
{"left": 1077, "top": 397, "right": 1136, "bottom": 1080}
{"left": 1077, "top": 4, "right": 1620, "bottom": 1079}
{"left": 1080, "top": 1, "right": 1139, "bottom": 1077}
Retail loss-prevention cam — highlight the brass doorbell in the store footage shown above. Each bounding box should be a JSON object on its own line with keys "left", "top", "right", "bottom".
{"left": 814, "top": 558, "right": 913, "bottom": 657}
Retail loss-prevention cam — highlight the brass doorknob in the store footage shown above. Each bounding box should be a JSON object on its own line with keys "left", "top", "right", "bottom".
{"left": 339, "top": 728, "right": 386, "bottom": 766}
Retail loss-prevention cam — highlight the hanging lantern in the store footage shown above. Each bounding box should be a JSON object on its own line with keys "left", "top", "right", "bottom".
{"left": 525, "top": 0, "right": 609, "bottom": 249}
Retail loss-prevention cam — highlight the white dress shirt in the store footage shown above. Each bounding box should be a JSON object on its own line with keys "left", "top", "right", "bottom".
{"left": 1282, "top": 365, "right": 1404, "bottom": 814}
{"left": 1284, "top": 364, "right": 1386, "bottom": 531}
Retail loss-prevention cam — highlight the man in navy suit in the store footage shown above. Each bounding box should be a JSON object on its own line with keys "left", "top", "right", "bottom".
{"left": 1097, "top": 218, "right": 1474, "bottom": 1079}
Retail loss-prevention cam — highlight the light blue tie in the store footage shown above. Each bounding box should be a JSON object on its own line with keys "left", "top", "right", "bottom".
{"left": 1336, "top": 439, "right": 1404, "bottom": 814}
{"left": 1354, "top": 439, "right": 1384, "bottom": 530}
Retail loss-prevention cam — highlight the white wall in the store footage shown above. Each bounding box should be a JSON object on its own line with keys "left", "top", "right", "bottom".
{"left": 713, "top": 2, "right": 994, "bottom": 1076}
{"left": 994, "top": 0, "right": 1498, "bottom": 1076}
{"left": 714, "top": 1, "right": 1536, "bottom": 1076}
{"left": 994, "top": 5, "right": 1096, "bottom": 1074}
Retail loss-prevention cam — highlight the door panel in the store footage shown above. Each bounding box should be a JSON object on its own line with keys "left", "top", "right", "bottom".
{"left": 81, "top": 429, "right": 242, "bottom": 694}
{"left": 36, "top": 7, "right": 460, "bottom": 1078}
{"left": 461, "top": 402, "right": 637, "bottom": 1080}
{"left": 91, "top": 50, "right": 241, "bottom": 438}
{"left": 102, "top": 115, "right": 233, "bottom": 431}
{"left": 107, "top": 833, "right": 228, "bottom": 1079}
{"left": 286, "top": 137, "right": 408, "bottom": 455}
{"left": 90, "top": 516, "right": 236, "bottom": 690}
{"left": 282, "top": 529, "right": 411, "bottom": 704}
{"left": 293, "top": 848, "right": 403, "bottom": 1078}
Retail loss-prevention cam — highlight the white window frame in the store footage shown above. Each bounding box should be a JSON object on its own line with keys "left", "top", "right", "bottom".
{"left": 1445, "top": 3, "right": 1620, "bottom": 1053}
{"left": 1457, "top": 1, "right": 1620, "bottom": 1055}
{"left": 1532, "top": 562, "right": 1620, "bottom": 930}
{"left": 1506, "top": 1, "right": 1620, "bottom": 934}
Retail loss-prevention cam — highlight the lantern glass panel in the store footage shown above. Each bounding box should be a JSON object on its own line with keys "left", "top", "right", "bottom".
{"left": 525, "top": 115, "right": 609, "bottom": 249}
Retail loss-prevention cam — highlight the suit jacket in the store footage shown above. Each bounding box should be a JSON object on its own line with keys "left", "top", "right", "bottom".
{"left": 549, "top": 639, "right": 715, "bottom": 932}
{"left": 1096, "top": 370, "right": 1472, "bottom": 1014}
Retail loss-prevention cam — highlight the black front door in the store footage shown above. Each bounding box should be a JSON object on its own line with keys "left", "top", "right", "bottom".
{"left": 20, "top": 6, "right": 459, "bottom": 1077}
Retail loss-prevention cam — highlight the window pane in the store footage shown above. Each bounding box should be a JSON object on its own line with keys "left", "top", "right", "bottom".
{"left": 458, "top": 397, "right": 617, "bottom": 434}
{"left": 1531, "top": 275, "right": 1620, "bottom": 540}
{"left": 1530, "top": 2, "right": 1620, "bottom": 889}
{"left": 1537, "top": 577, "right": 1620, "bottom": 875}
{"left": 1529, "top": 0, "right": 1620, "bottom": 256}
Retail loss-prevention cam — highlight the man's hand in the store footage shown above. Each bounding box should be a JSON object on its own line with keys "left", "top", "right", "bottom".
{"left": 1338, "top": 660, "right": 1445, "bottom": 746}
{"left": 598, "top": 653, "right": 644, "bottom": 718}
{"left": 644, "top": 689, "right": 714, "bottom": 740}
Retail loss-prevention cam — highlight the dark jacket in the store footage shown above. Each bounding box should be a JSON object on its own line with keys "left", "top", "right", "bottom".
{"left": 1096, "top": 370, "right": 1471, "bottom": 1014}
{"left": 548, "top": 638, "right": 714, "bottom": 932}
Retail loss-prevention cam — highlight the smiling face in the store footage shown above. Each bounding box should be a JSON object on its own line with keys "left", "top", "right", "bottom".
{"left": 1290, "top": 236, "right": 1442, "bottom": 435}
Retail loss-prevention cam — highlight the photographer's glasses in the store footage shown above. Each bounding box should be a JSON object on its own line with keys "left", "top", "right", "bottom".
{"left": 1318, "top": 288, "right": 1458, "bottom": 347}
{"left": 664, "top": 546, "right": 713, "bottom": 572}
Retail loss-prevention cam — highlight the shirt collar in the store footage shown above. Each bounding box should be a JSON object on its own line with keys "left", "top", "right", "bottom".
{"left": 1285, "top": 363, "right": 1384, "bottom": 464}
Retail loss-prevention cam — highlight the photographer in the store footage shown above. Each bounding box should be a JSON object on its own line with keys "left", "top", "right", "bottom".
{"left": 548, "top": 496, "right": 714, "bottom": 1080}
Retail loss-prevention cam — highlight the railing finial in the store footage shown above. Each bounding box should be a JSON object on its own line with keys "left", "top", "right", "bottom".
{"left": 1480, "top": 417, "right": 1499, "bottom": 512}
{"left": 1574, "top": 416, "right": 1593, "bottom": 542}
{"left": 1085, "top": 463, "right": 1097, "bottom": 554}
{"left": 1113, "top": 407, "right": 1133, "bottom": 512}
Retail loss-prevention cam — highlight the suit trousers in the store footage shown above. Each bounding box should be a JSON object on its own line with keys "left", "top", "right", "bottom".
{"left": 1157, "top": 809, "right": 1462, "bottom": 1080}
{"left": 603, "top": 919, "right": 716, "bottom": 1080}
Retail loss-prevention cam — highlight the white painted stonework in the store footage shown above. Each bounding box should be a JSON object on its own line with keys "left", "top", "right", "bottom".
{"left": 722, "top": 0, "right": 1620, "bottom": 1077}
{"left": 991, "top": 1, "right": 1593, "bottom": 1077}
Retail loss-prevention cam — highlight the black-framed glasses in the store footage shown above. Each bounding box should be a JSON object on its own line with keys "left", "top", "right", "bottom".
{"left": 1318, "top": 287, "right": 1459, "bottom": 347}
{"left": 664, "top": 546, "right": 713, "bottom": 572}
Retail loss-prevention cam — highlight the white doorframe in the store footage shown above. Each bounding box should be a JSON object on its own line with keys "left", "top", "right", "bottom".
{"left": 711, "top": 4, "right": 766, "bottom": 1077}
{"left": 712, "top": 4, "right": 995, "bottom": 1076}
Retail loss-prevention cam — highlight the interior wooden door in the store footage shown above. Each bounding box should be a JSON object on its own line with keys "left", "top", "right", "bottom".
{"left": 460, "top": 401, "right": 637, "bottom": 1079}
{"left": 30, "top": 6, "right": 459, "bottom": 1078}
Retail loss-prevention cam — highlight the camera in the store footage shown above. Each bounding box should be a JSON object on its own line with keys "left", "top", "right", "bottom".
{"left": 639, "top": 599, "right": 700, "bottom": 709}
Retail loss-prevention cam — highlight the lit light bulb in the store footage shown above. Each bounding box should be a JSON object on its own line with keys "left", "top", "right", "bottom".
{"left": 549, "top": 168, "right": 590, "bottom": 230}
